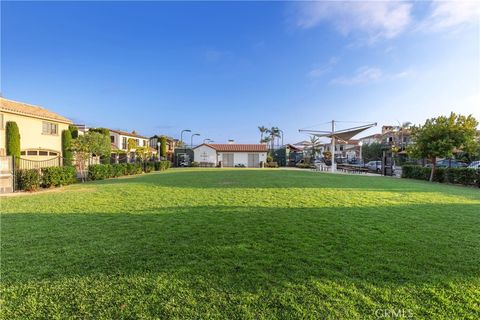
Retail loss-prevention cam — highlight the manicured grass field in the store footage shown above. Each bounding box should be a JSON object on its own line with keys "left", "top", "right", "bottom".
{"left": 1, "top": 169, "right": 479, "bottom": 319}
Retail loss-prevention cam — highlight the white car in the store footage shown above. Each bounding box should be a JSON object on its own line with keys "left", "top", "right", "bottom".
{"left": 468, "top": 161, "right": 480, "bottom": 169}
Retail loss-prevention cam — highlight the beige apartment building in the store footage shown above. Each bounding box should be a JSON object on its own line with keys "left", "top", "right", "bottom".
{"left": 0, "top": 97, "right": 72, "bottom": 160}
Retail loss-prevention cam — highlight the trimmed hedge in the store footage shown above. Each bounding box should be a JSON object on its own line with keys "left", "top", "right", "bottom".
{"left": 6, "top": 121, "right": 21, "bottom": 160}
{"left": 42, "top": 166, "right": 77, "bottom": 188}
{"left": 16, "top": 169, "right": 41, "bottom": 191}
{"left": 16, "top": 166, "right": 76, "bottom": 191}
{"left": 402, "top": 165, "right": 480, "bottom": 187}
{"left": 88, "top": 161, "right": 170, "bottom": 181}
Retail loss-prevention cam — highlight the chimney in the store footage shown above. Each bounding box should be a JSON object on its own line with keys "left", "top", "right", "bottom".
{"left": 228, "top": 139, "right": 235, "bottom": 144}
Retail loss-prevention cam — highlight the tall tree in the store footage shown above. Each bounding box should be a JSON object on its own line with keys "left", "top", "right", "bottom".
{"left": 68, "top": 125, "right": 79, "bottom": 139}
{"left": 258, "top": 126, "right": 267, "bottom": 143}
{"left": 160, "top": 136, "right": 167, "bottom": 158}
{"left": 408, "top": 113, "right": 479, "bottom": 181}
{"left": 71, "top": 131, "right": 112, "bottom": 181}
{"left": 6, "top": 121, "right": 20, "bottom": 165}
{"left": 309, "top": 135, "right": 322, "bottom": 159}
{"left": 61, "top": 130, "right": 73, "bottom": 166}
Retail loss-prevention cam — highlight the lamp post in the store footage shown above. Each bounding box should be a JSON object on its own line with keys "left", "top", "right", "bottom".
{"left": 191, "top": 133, "right": 200, "bottom": 148}
{"left": 203, "top": 138, "right": 212, "bottom": 144}
{"left": 279, "top": 130, "right": 284, "bottom": 147}
{"left": 180, "top": 129, "right": 191, "bottom": 147}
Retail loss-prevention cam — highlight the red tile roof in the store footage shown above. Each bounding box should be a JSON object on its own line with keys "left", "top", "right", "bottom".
{"left": 196, "top": 143, "right": 268, "bottom": 152}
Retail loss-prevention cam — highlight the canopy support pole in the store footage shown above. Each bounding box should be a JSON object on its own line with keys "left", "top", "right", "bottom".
{"left": 331, "top": 120, "right": 336, "bottom": 173}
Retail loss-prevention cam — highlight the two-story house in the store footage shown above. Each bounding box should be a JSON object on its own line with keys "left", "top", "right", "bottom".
{"left": 0, "top": 97, "right": 72, "bottom": 160}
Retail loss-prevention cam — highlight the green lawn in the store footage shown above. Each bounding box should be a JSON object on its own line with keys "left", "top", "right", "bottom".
{"left": 1, "top": 169, "right": 479, "bottom": 319}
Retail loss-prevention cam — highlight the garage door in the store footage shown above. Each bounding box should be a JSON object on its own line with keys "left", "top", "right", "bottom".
{"left": 223, "top": 153, "right": 234, "bottom": 167}
{"left": 248, "top": 153, "right": 259, "bottom": 168}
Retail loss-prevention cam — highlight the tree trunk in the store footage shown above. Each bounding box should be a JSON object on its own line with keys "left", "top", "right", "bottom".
{"left": 429, "top": 158, "right": 436, "bottom": 182}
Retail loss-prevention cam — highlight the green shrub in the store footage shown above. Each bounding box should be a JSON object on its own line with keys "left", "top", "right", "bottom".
{"left": 6, "top": 121, "right": 21, "bottom": 162}
{"left": 402, "top": 165, "right": 479, "bottom": 187}
{"left": 159, "top": 160, "right": 171, "bottom": 171}
{"left": 190, "top": 162, "right": 199, "bottom": 167}
{"left": 62, "top": 130, "right": 73, "bottom": 166}
{"left": 42, "top": 166, "right": 76, "bottom": 187}
{"left": 265, "top": 162, "right": 279, "bottom": 168}
{"left": 16, "top": 169, "right": 40, "bottom": 191}
{"left": 126, "top": 163, "right": 142, "bottom": 175}
{"left": 88, "top": 164, "right": 113, "bottom": 180}
{"left": 144, "top": 162, "right": 155, "bottom": 173}
{"left": 111, "top": 163, "right": 127, "bottom": 177}
{"left": 295, "top": 163, "right": 311, "bottom": 169}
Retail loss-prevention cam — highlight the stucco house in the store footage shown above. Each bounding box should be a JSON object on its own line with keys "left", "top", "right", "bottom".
{"left": 193, "top": 143, "right": 268, "bottom": 167}
{"left": 109, "top": 129, "right": 149, "bottom": 152}
{"left": 0, "top": 97, "right": 72, "bottom": 160}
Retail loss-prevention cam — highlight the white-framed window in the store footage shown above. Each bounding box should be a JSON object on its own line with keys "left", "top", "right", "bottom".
{"left": 42, "top": 121, "right": 58, "bottom": 135}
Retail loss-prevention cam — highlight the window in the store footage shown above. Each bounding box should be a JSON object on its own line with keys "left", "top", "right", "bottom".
{"left": 39, "top": 151, "right": 49, "bottom": 156}
{"left": 27, "top": 150, "right": 38, "bottom": 156}
{"left": 122, "top": 137, "right": 127, "bottom": 149}
{"left": 135, "top": 139, "right": 139, "bottom": 146}
{"left": 110, "top": 136, "right": 115, "bottom": 143}
{"left": 0, "top": 113, "right": 3, "bottom": 129}
{"left": 20, "top": 151, "right": 26, "bottom": 155}
{"left": 42, "top": 121, "right": 58, "bottom": 135}
{"left": 49, "top": 151, "right": 58, "bottom": 156}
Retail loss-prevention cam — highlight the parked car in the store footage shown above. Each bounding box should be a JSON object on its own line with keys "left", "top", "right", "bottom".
{"left": 425, "top": 159, "right": 468, "bottom": 168}
{"left": 365, "top": 160, "right": 382, "bottom": 173}
{"left": 468, "top": 161, "right": 480, "bottom": 169}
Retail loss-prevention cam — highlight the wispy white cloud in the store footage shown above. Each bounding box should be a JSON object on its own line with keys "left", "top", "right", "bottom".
{"left": 308, "top": 57, "right": 339, "bottom": 78}
{"left": 331, "top": 66, "right": 414, "bottom": 85}
{"left": 292, "top": 1, "right": 412, "bottom": 41}
{"left": 417, "top": 0, "right": 480, "bottom": 32}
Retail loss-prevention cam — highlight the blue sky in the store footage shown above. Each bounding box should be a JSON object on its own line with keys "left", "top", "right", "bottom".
{"left": 2, "top": 1, "right": 479, "bottom": 143}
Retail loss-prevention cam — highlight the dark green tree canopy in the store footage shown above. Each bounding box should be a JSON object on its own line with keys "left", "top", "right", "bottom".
{"left": 62, "top": 130, "right": 73, "bottom": 166}
{"left": 408, "top": 113, "right": 479, "bottom": 181}
{"left": 160, "top": 136, "right": 167, "bottom": 157}
{"left": 6, "top": 121, "right": 21, "bottom": 158}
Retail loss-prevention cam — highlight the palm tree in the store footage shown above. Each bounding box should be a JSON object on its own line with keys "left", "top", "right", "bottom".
{"left": 309, "top": 135, "right": 322, "bottom": 158}
{"left": 258, "top": 126, "right": 267, "bottom": 143}
{"left": 266, "top": 127, "right": 281, "bottom": 151}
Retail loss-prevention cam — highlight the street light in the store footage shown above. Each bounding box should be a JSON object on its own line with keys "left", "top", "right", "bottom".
{"left": 279, "top": 130, "right": 284, "bottom": 147}
{"left": 191, "top": 133, "right": 200, "bottom": 148}
{"left": 203, "top": 138, "right": 212, "bottom": 144}
{"left": 180, "top": 129, "right": 191, "bottom": 147}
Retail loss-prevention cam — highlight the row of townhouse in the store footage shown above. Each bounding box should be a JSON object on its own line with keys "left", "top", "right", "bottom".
{"left": 0, "top": 97, "right": 177, "bottom": 163}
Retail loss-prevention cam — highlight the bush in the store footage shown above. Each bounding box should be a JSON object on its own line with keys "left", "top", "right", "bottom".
{"left": 190, "top": 162, "right": 199, "bottom": 167}
{"left": 126, "top": 163, "right": 142, "bottom": 175}
{"left": 296, "top": 163, "right": 311, "bottom": 169}
{"left": 111, "top": 163, "right": 127, "bottom": 177}
{"left": 235, "top": 164, "right": 246, "bottom": 168}
{"left": 402, "top": 165, "right": 479, "bottom": 187}
{"left": 265, "top": 162, "right": 279, "bottom": 168}
{"left": 16, "top": 169, "right": 41, "bottom": 191}
{"left": 144, "top": 162, "right": 155, "bottom": 173}
{"left": 42, "top": 166, "right": 76, "bottom": 187}
{"left": 160, "top": 160, "right": 171, "bottom": 171}
{"left": 88, "top": 164, "right": 112, "bottom": 181}
{"left": 267, "top": 155, "right": 273, "bottom": 163}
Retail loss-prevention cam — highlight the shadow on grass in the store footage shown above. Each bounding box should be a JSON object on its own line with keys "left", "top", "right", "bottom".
{"left": 3, "top": 203, "right": 479, "bottom": 290}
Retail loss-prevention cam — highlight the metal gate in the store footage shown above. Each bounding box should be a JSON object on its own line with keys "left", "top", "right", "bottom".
{"left": 223, "top": 153, "right": 234, "bottom": 167}
{"left": 248, "top": 153, "right": 259, "bottom": 168}
{"left": 0, "top": 156, "right": 13, "bottom": 194}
